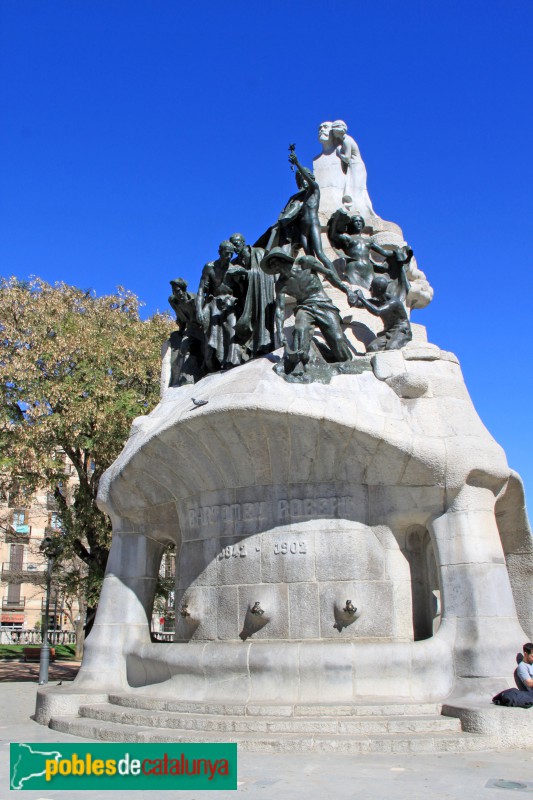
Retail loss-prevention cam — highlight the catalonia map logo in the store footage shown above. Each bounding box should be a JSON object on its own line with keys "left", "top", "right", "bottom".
{"left": 10, "top": 742, "right": 237, "bottom": 790}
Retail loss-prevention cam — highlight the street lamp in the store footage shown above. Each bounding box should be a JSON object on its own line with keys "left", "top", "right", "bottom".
{"left": 38, "top": 534, "right": 64, "bottom": 685}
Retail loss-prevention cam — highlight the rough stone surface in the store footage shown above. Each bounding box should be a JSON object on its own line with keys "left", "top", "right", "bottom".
{"left": 36, "top": 325, "right": 533, "bottom": 750}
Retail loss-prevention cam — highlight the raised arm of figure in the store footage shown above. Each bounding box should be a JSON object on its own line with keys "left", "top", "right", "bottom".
{"left": 327, "top": 208, "right": 351, "bottom": 249}
{"left": 288, "top": 153, "right": 318, "bottom": 188}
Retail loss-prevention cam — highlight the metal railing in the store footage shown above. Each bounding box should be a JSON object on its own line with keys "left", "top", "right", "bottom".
{"left": 151, "top": 631, "right": 174, "bottom": 642}
{"left": 1, "top": 597, "right": 26, "bottom": 610}
{"left": 1, "top": 562, "right": 46, "bottom": 579}
{"left": 41, "top": 596, "right": 60, "bottom": 610}
{"left": 5, "top": 525, "right": 32, "bottom": 542}
{"left": 0, "top": 627, "right": 77, "bottom": 645}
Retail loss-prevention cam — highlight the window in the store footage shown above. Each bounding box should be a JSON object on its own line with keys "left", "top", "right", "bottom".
{"left": 11, "top": 510, "right": 30, "bottom": 534}
{"left": 49, "top": 512, "right": 63, "bottom": 531}
{"left": 8, "top": 483, "right": 32, "bottom": 508}
{"left": 46, "top": 492, "right": 58, "bottom": 511}
{"left": 12, "top": 510, "right": 26, "bottom": 527}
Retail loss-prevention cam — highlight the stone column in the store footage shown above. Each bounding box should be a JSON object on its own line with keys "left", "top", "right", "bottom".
{"left": 74, "top": 529, "right": 166, "bottom": 691}
{"left": 430, "top": 485, "right": 527, "bottom": 685}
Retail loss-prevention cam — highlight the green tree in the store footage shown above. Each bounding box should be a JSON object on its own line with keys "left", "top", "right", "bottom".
{"left": 0, "top": 277, "right": 173, "bottom": 653}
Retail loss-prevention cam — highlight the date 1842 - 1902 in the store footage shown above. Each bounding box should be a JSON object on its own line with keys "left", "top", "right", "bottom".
{"left": 217, "top": 541, "right": 307, "bottom": 559}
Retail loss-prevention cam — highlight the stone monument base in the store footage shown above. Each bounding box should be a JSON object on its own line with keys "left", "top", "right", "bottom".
{"left": 35, "top": 334, "right": 533, "bottom": 751}
{"left": 36, "top": 686, "right": 533, "bottom": 752}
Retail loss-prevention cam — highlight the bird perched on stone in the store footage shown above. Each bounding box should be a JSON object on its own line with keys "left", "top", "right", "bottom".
{"left": 191, "top": 397, "right": 208, "bottom": 407}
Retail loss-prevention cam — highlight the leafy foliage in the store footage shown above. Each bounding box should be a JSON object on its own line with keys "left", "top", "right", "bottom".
{"left": 0, "top": 277, "right": 173, "bottom": 639}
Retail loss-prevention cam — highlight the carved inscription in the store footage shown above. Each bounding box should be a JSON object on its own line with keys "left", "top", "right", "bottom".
{"left": 274, "top": 541, "right": 307, "bottom": 555}
{"left": 186, "top": 495, "right": 356, "bottom": 531}
{"left": 218, "top": 544, "right": 247, "bottom": 560}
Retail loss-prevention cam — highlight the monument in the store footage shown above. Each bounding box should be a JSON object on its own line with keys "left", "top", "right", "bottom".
{"left": 36, "top": 123, "right": 533, "bottom": 752}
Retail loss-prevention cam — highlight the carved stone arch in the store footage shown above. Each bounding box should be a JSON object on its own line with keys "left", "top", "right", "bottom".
{"left": 403, "top": 524, "right": 441, "bottom": 641}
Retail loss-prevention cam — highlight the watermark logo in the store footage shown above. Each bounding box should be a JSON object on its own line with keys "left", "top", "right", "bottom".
{"left": 10, "top": 742, "right": 237, "bottom": 790}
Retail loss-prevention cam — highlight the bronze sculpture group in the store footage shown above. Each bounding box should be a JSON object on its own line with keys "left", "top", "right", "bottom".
{"left": 168, "top": 145, "right": 414, "bottom": 386}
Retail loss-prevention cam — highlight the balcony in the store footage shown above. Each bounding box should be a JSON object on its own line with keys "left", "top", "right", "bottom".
{"left": 5, "top": 525, "right": 32, "bottom": 544}
{"left": 1, "top": 562, "right": 46, "bottom": 582}
{"left": 2, "top": 597, "right": 26, "bottom": 611}
{"left": 41, "top": 596, "right": 60, "bottom": 610}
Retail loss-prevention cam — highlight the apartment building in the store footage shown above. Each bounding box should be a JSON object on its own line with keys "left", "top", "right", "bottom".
{"left": 0, "top": 464, "right": 78, "bottom": 633}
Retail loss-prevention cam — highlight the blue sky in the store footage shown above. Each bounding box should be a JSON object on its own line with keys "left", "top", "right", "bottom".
{"left": 1, "top": 1, "right": 532, "bottom": 506}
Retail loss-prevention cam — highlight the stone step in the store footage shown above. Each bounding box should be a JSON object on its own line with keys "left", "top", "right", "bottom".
{"left": 49, "top": 714, "right": 492, "bottom": 753}
{"left": 108, "top": 693, "right": 443, "bottom": 718}
{"left": 79, "top": 703, "right": 462, "bottom": 735}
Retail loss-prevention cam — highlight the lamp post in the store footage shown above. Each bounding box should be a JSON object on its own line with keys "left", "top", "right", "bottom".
{"left": 38, "top": 534, "right": 63, "bottom": 685}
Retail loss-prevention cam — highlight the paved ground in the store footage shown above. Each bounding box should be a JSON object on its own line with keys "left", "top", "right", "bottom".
{"left": 0, "top": 658, "right": 80, "bottom": 683}
{"left": 0, "top": 669, "right": 532, "bottom": 799}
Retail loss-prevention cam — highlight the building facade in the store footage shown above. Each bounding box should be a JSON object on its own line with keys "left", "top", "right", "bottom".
{"left": 0, "top": 463, "right": 78, "bottom": 634}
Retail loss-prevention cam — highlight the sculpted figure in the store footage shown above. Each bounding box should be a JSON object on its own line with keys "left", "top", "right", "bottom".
{"left": 373, "top": 245, "right": 413, "bottom": 304}
{"left": 313, "top": 121, "right": 375, "bottom": 223}
{"left": 330, "top": 120, "right": 374, "bottom": 219}
{"left": 355, "top": 276, "right": 412, "bottom": 352}
{"left": 327, "top": 210, "right": 395, "bottom": 289}
{"left": 318, "top": 120, "right": 333, "bottom": 145}
{"left": 263, "top": 152, "right": 339, "bottom": 277}
{"left": 261, "top": 248, "right": 356, "bottom": 375}
{"left": 167, "top": 278, "right": 206, "bottom": 386}
{"left": 196, "top": 241, "right": 245, "bottom": 373}
{"left": 229, "top": 233, "right": 277, "bottom": 357}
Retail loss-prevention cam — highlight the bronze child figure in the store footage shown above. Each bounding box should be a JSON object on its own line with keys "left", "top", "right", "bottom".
{"left": 355, "top": 275, "right": 412, "bottom": 352}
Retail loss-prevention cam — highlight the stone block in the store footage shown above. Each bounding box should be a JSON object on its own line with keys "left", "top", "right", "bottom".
{"left": 371, "top": 350, "right": 406, "bottom": 381}
{"left": 174, "top": 586, "right": 217, "bottom": 641}
{"left": 107, "top": 532, "right": 165, "bottom": 580}
{"left": 260, "top": 530, "right": 316, "bottom": 583}
{"left": 248, "top": 642, "right": 300, "bottom": 702}
{"left": 352, "top": 642, "right": 412, "bottom": 698}
{"left": 216, "top": 585, "right": 240, "bottom": 640}
{"left": 238, "top": 584, "right": 289, "bottom": 640}
{"left": 403, "top": 343, "right": 441, "bottom": 360}
{"left": 410, "top": 323, "right": 428, "bottom": 343}
{"left": 440, "top": 563, "right": 517, "bottom": 618}
{"left": 315, "top": 527, "right": 384, "bottom": 582}
{"left": 177, "top": 537, "right": 218, "bottom": 589}
{"left": 216, "top": 535, "right": 261, "bottom": 586}
{"left": 319, "top": 581, "right": 394, "bottom": 639}
{"left": 368, "top": 484, "right": 445, "bottom": 529}
{"left": 288, "top": 582, "right": 320, "bottom": 639}
{"left": 202, "top": 643, "right": 250, "bottom": 703}
{"left": 297, "top": 642, "right": 355, "bottom": 703}
{"left": 262, "top": 416, "right": 291, "bottom": 485}
{"left": 178, "top": 487, "right": 236, "bottom": 541}
{"left": 386, "top": 372, "right": 430, "bottom": 399}
{"left": 431, "top": 507, "right": 506, "bottom": 567}
{"left": 400, "top": 436, "right": 446, "bottom": 487}
{"left": 365, "top": 431, "right": 411, "bottom": 486}
{"left": 384, "top": 547, "right": 410, "bottom": 582}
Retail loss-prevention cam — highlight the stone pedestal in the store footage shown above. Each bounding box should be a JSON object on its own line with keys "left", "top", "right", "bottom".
{"left": 36, "top": 338, "right": 533, "bottom": 726}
